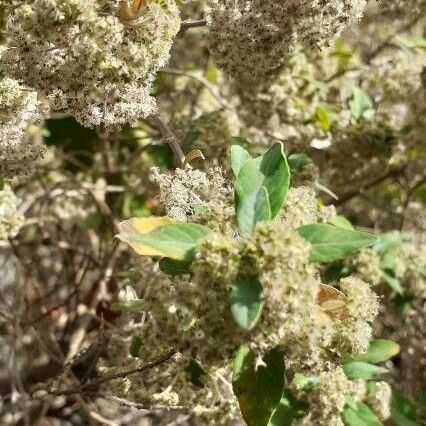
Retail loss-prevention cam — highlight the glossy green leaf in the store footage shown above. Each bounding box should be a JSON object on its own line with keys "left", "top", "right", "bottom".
{"left": 353, "top": 339, "right": 400, "bottom": 364}
{"left": 343, "top": 361, "right": 388, "bottom": 380}
{"left": 159, "top": 258, "right": 192, "bottom": 276}
{"left": 391, "top": 393, "right": 419, "bottom": 426}
{"left": 298, "top": 223, "right": 378, "bottom": 263}
{"left": 128, "top": 223, "right": 210, "bottom": 261}
{"left": 231, "top": 145, "right": 251, "bottom": 176}
{"left": 230, "top": 278, "right": 263, "bottom": 330}
{"left": 350, "top": 87, "right": 375, "bottom": 121}
{"left": 343, "top": 400, "right": 384, "bottom": 426}
{"left": 232, "top": 346, "right": 285, "bottom": 426}
{"left": 235, "top": 142, "right": 290, "bottom": 234}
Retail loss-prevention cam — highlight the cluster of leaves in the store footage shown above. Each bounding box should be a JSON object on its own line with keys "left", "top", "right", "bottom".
{"left": 117, "top": 142, "right": 422, "bottom": 425}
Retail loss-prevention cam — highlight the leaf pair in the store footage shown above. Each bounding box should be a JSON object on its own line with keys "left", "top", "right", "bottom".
{"left": 232, "top": 142, "right": 290, "bottom": 234}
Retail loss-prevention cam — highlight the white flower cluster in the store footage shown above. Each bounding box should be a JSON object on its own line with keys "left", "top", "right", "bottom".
{"left": 0, "top": 185, "right": 24, "bottom": 240}
{"left": 1, "top": 0, "right": 181, "bottom": 128}
{"left": 105, "top": 169, "right": 383, "bottom": 423}
{"left": 0, "top": 77, "right": 46, "bottom": 179}
{"left": 206, "top": 0, "right": 367, "bottom": 78}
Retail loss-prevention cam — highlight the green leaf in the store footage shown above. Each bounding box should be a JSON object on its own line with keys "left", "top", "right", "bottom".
{"left": 159, "top": 258, "right": 191, "bottom": 276}
{"left": 232, "top": 346, "right": 285, "bottom": 426}
{"left": 231, "top": 145, "right": 251, "bottom": 176}
{"left": 235, "top": 142, "right": 290, "bottom": 234}
{"left": 381, "top": 270, "right": 403, "bottom": 294}
{"left": 129, "top": 336, "right": 143, "bottom": 358}
{"left": 373, "top": 233, "right": 402, "bottom": 270}
{"left": 329, "top": 215, "right": 354, "bottom": 230}
{"left": 298, "top": 224, "right": 378, "bottom": 263}
{"left": 292, "top": 373, "right": 320, "bottom": 392}
{"left": 396, "top": 36, "right": 426, "bottom": 49}
{"left": 350, "top": 87, "right": 375, "bottom": 121}
{"left": 111, "top": 299, "right": 145, "bottom": 314}
{"left": 0, "top": 176, "right": 4, "bottom": 191}
{"left": 268, "top": 391, "right": 307, "bottom": 426}
{"left": 185, "top": 360, "right": 205, "bottom": 388}
{"left": 230, "top": 277, "right": 264, "bottom": 330}
{"left": 353, "top": 339, "right": 400, "bottom": 364}
{"left": 313, "top": 104, "right": 332, "bottom": 131}
{"left": 343, "top": 361, "right": 388, "bottom": 380}
{"left": 288, "top": 153, "right": 312, "bottom": 170}
{"left": 129, "top": 223, "right": 210, "bottom": 261}
{"left": 391, "top": 393, "right": 419, "bottom": 426}
{"left": 343, "top": 400, "right": 384, "bottom": 426}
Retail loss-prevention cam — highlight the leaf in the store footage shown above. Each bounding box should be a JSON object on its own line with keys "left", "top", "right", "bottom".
{"left": 350, "top": 87, "right": 375, "bottom": 121}
{"left": 317, "top": 284, "right": 349, "bottom": 321}
{"left": 117, "top": 218, "right": 210, "bottom": 261}
{"left": 185, "top": 360, "right": 205, "bottom": 388}
{"left": 234, "top": 142, "right": 290, "bottom": 234}
{"left": 117, "top": 216, "right": 175, "bottom": 256}
{"left": 129, "top": 336, "right": 143, "bottom": 358}
{"left": 298, "top": 224, "right": 378, "bottom": 263}
{"left": 0, "top": 176, "right": 4, "bottom": 191}
{"left": 391, "top": 393, "right": 419, "bottom": 426}
{"left": 381, "top": 270, "right": 403, "bottom": 294}
{"left": 353, "top": 339, "right": 400, "bottom": 364}
{"left": 159, "top": 258, "right": 191, "bottom": 276}
{"left": 268, "top": 391, "right": 307, "bottom": 426}
{"left": 343, "top": 361, "right": 388, "bottom": 380}
{"left": 292, "top": 373, "right": 320, "bottom": 393}
{"left": 288, "top": 153, "right": 312, "bottom": 170}
{"left": 313, "top": 104, "right": 332, "bottom": 131}
{"left": 232, "top": 346, "right": 285, "bottom": 426}
{"left": 111, "top": 299, "right": 145, "bottom": 313}
{"left": 396, "top": 36, "right": 426, "bottom": 49}
{"left": 329, "top": 215, "right": 354, "bottom": 230}
{"left": 230, "top": 277, "right": 264, "bottom": 330}
{"left": 373, "top": 233, "right": 402, "bottom": 270}
{"left": 231, "top": 145, "right": 251, "bottom": 176}
{"left": 343, "top": 400, "right": 384, "bottom": 426}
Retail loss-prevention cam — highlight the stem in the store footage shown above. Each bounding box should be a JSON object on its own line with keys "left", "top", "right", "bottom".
{"left": 146, "top": 114, "right": 186, "bottom": 166}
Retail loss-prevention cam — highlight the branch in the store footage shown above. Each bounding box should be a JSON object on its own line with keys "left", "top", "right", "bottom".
{"left": 145, "top": 114, "right": 186, "bottom": 166}
{"left": 332, "top": 166, "right": 407, "bottom": 206}
{"left": 180, "top": 19, "right": 207, "bottom": 30}
{"left": 53, "top": 347, "right": 179, "bottom": 396}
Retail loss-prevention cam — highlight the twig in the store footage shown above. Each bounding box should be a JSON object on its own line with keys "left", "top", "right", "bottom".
{"left": 55, "top": 347, "right": 179, "bottom": 396}
{"left": 332, "top": 166, "right": 407, "bottom": 206}
{"left": 145, "top": 114, "right": 186, "bottom": 166}
{"left": 180, "top": 19, "right": 207, "bottom": 30}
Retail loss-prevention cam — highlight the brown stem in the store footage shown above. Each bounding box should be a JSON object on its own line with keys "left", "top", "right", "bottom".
{"left": 146, "top": 114, "right": 186, "bottom": 166}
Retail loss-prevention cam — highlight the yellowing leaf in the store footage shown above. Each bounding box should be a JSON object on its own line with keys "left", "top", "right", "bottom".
{"left": 117, "top": 216, "right": 175, "bottom": 256}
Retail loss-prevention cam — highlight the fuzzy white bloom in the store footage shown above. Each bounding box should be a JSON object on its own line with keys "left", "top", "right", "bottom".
{"left": 0, "top": 185, "right": 25, "bottom": 240}
{"left": 0, "top": 77, "right": 46, "bottom": 179}
{"left": 1, "top": 0, "right": 181, "bottom": 128}
{"left": 206, "top": 0, "right": 367, "bottom": 78}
